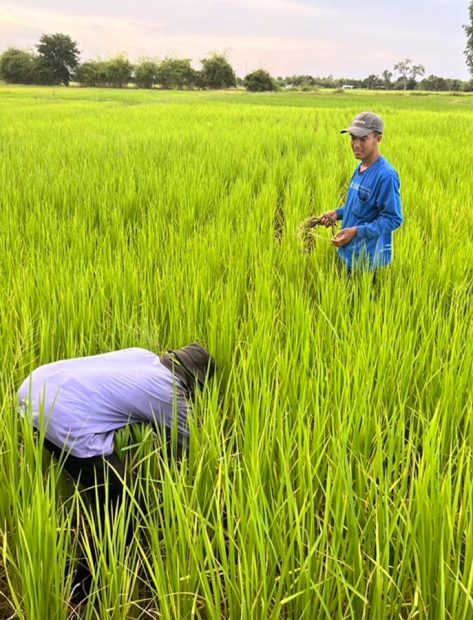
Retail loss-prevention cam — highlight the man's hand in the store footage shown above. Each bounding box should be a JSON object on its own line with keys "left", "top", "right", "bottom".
{"left": 331, "top": 227, "right": 357, "bottom": 247}
{"left": 319, "top": 210, "right": 339, "bottom": 227}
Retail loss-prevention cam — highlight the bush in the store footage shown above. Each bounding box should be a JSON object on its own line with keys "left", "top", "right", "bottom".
{"left": 135, "top": 59, "right": 160, "bottom": 89}
{"left": 75, "top": 60, "right": 103, "bottom": 87}
{"left": 200, "top": 54, "right": 236, "bottom": 89}
{"left": 75, "top": 56, "right": 133, "bottom": 88}
{"left": 102, "top": 55, "right": 134, "bottom": 88}
{"left": 155, "top": 58, "right": 198, "bottom": 89}
{"left": 0, "top": 48, "right": 35, "bottom": 84}
{"left": 244, "top": 69, "right": 277, "bottom": 92}
{"left": 31, "top": 57, "right": 61, "bottom": 85}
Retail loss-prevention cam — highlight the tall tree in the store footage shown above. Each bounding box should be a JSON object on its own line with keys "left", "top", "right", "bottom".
{"left": 464, "top": 1, "right": 473, "bottom": 76}
{"left": 410, "top": 63, "right": 425, "bottom": 82}
{"left": 36, "top": 33, "right": 80, "bottom": 85}
{"left": 394, "top": 58, "right": 425, "bottom": 90}
{"left": 200, "top": 53, "right": 236, "bottom": 89}
{"left": 382, "top": 69, "right": 393, "bottom": 89}
{"left": 394, "top": 59, "right": 412, "bottom": 90}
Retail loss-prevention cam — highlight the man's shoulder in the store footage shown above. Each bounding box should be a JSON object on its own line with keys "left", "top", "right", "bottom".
{"left": 377, "top": 157, "right": 400, "bottom": 180}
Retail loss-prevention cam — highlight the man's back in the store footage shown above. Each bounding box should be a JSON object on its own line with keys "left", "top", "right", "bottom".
{"left": 18, "top": 347, "right": 188, "bottom": 458}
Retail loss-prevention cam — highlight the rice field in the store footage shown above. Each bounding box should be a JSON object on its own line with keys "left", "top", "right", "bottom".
{"left": 1, "top": 85, "right": 473, "bottom": 619}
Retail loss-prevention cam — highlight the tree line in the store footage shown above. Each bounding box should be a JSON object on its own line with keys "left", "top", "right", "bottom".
{"left": 0, "top": 33, "right": 277, "bottom": 91}
{"left": 1, "top": 32, "right": 473, "bottom": 92}
{"left": 280, "top": 71, "right": 473, "bottom": 93}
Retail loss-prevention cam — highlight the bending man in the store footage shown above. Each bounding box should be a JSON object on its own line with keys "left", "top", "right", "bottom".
{"left": 18, "top": 344, "right": 217, "bottom": 504}
{"left": 18, "top": 343, "right": 216, "bottom": 602}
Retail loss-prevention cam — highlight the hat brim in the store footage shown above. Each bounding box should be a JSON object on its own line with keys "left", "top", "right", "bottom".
{"left": 340, "top": 126, "right": 372, "bottom": 137}
{"left": 170, "top": 344, "right": 216, "bottom": 388}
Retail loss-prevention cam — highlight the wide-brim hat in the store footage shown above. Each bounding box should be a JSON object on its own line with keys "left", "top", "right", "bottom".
{"left": 169, "top": 343, "right": 216, "bottom": 389}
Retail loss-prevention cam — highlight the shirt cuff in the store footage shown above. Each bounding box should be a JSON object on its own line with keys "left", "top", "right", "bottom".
{"left": 356, "top": 224, "right": 367, "bottom": 239}
{"left": 335, "top": 208, "right": 344, "bottom": 219}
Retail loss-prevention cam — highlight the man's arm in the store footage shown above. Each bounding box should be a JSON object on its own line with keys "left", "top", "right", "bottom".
{"left": 335, "top": 206, "right": 345, "bottom": 221}
{"left": 320, "top": 208, "right": 344, "bottom": 226}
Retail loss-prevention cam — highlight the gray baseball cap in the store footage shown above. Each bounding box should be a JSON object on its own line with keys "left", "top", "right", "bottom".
{"left": 341, "top": 111, "right": 384, "bottom": 137}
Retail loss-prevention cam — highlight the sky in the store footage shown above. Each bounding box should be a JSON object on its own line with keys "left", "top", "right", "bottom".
{"left": 0, "top": 0, "right": 471, "bottom": 79}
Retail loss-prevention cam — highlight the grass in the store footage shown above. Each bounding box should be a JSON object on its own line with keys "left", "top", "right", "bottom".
{"left": 0, "top": 85, "right": 472, "bottom": 618}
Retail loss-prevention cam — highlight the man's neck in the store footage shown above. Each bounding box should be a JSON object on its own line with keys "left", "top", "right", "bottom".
{"left": 360, "top": 152, "right": 381, "bottom": 172}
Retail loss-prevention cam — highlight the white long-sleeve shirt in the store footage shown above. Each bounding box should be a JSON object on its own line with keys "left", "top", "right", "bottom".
{"left": 18, "top": 348, "right": 189, "bottom": 458}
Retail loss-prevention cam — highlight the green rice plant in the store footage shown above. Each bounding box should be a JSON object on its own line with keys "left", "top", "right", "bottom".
{"left": 0, "top": 85, "right": 472, "bottom": 618}
{"left": 1, "top": 425, "right": 74, "bottom": 619}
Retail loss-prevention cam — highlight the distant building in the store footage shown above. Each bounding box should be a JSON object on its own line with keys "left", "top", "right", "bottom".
{"left": 342, "top": 84, "right": 354, "bottom": 89}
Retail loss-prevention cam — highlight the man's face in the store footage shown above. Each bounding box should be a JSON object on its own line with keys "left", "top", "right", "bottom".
{"left": 350, "top": 132, "right": 382, "bottom": 160}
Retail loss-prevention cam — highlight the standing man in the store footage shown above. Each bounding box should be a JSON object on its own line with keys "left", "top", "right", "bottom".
{"left": 318, "top": 111, "right": 403, "bottom": 272}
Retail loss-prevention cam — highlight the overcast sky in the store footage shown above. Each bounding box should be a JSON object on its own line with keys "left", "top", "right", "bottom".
{"left": 0, "top": 0, "right": 470, "bottom": 79}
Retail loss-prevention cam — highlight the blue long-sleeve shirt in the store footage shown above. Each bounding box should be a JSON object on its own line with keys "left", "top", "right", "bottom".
{"left": 335, "top": 156, "right": 403, "bottom": 269}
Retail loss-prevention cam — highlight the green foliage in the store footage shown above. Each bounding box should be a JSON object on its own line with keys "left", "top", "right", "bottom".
{"left": 36, "top": 33, "right": 80, "bottom": 86}
{"left": 101, "top": 55, "right": 134, "bottom": 88}
{"left": 74, "top": 59, "right": 103, "bottom": 87}
{"left": 244, "top": 68, "right": 277, "bottom": 92}
{"left": 393, "top": 58, "right": 425, "bottom": 90}
{"left": 0, "top": 48, "right": 35, "bottom": 84}
{"left": 135, "top": 58, "right": 160, "bottom": 89}
{"left": 363, "top": 73, "right": 385, "bottom": 89}
{"left": 200, "top": 53, "right": 236, "bottom": 89}
{"left": 31, "top": 57, "right": 59, "bottom": 85}
{"left": 280, "top": 74, "right": 348, "bottom": 90}
{"left": 464, "top": 1, "right": 473, "bottom": 77}
{"left": 76, "top": 55, "right": 134, "bottom": 88}
{"left": 416, "top": 75, "right": 464, "bottom": 91}
{"left": 272, "top": 71, "right": 473, "bottom": 92}
{"left": 382, "top": 69, "right": 393, "bottom": 89}
{"left": 424, "top": 75, "right": 448, "bottom": 91}
{"left": 155, "top": 57, "right": 198, "bottom": 89}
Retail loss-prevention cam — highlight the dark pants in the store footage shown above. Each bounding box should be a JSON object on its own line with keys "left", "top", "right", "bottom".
{"left": 43, "top": 437, "right": 127, "bottom": 507}
{"left": 42, "top": 437, "right": 131, "bottom": 604}
{"left": 42, "top": 429, "right": 186, "bottom": 604}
